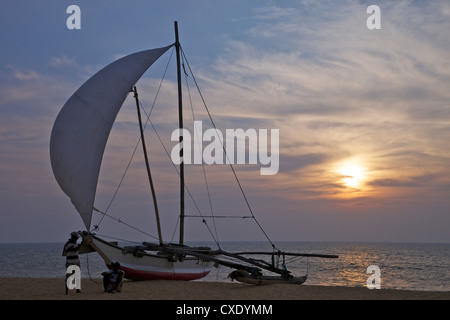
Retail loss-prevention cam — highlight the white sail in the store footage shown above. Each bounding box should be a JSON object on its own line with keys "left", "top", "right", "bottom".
{"left": 50, "top": 45, "right": 171, "bottom": 230}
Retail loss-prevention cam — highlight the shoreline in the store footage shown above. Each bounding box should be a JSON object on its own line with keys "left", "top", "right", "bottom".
{"left": 0, "top": 278, "right": 448, "bottom": 300}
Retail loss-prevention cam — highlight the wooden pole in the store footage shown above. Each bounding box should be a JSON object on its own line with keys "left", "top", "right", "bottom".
{"left": 174, "top": 21, "right": 185, "bottom": 245}
{"left": 133, "top": 86, "right": 163, "bottom": 245}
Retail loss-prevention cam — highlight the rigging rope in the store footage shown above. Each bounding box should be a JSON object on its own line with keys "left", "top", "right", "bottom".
{"left": 93, "top": 207, "right": 160, "bottom": 242}
{"left": 181, "top": 52, "right": 220, "bottom": 246}
{"left": 94, "top": 47, "right": 175, "bottom": 230}
{"left": 180, "top": 46, "right": 278, "bottom": 250}
{"left": 93, "top": 45, "right": 221, "bottom": 246}
{"left": 92, "top": 44, "right": 278, "bottom": 253}
{"left": 143, "top": 110, "right": 221, "bottom": 246}
{"left": 86, "top": 253, "right": 101, "bottom": 284}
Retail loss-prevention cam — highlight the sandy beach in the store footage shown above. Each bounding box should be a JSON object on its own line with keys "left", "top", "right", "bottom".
{"left": 0, "top": 278, "right": 448, "bottom": 300}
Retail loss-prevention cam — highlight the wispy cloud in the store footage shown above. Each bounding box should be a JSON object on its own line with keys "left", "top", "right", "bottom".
{"left": 7, "top": 65, "right": 41, "bottom": 81}
{"left": 0, "top": 66, "right": 80, "bottom": 200}
{"left": 1, "top": 1, "right": 449, "bottom": 242}
{"left": 194, "top": 1, "right": 450, "bottom": 204}
{"left": 48, "top": 55, "right": 78, "bottom": 68}
{"left": 3, "top": 1, "right": 449, "bottom": 209}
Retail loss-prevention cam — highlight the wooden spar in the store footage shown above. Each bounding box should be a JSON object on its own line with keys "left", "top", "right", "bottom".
{"left": 133, "top": 86, "right": 163, "bottom": 245}
{"left": 174, "top": 21, "right": 185, "bottom": 246}
{"left": 232, "top": 251, "right": 339, "bottom": 259}
{"left": 154, "top": 246, "right": 262, "bottom": 274}
{"left": 147, "top": 245, "right": 337, "bottom": 278}
{"left": 228, "top": 270, "right": 308, "bottom": 285}
{"left": 217, "top": 250, "right": 292, "bottom": 278}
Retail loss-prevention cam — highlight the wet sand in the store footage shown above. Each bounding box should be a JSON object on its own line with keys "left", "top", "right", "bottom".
{"left": 0, "top": 277, "right": 448, "bottom": 300}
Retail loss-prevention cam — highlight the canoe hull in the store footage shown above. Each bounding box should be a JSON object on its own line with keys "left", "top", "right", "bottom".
{"left": 83, "top": 234, "right": 214, "bottom": 281}
{"left": 228, "top": 269, "right": 307, "bottom": 285}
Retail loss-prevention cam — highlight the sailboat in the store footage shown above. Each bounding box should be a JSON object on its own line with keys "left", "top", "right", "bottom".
{"left": 51, "top": 22, "right": 338, "bottom": 284}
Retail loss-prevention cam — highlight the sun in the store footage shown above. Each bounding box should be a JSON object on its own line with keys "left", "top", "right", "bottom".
{"left": 338, "top": 164, "right": 366, "bottom": 188}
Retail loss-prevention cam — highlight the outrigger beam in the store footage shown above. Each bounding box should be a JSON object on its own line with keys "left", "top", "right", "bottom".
{"left": 155, "top": 246, "right": 338, "bottom": 279}
{"left": 216, "top": 250, "right": 292, "bottom": 278}
{"left": 233, "top": 251, "right": 339, "bottom": 259}
{"left": 157, "top": 246, "right": 264, "bottom": 275}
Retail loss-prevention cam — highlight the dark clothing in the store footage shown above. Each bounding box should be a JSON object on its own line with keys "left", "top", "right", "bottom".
{"left": 63, "top": 240, "right": 80, "bottom": 268}
{"left": 63, "top": 235, "right": 81, "bottom": 294}
{"left": 102, "top": 269, "right": 125, "bottom": 293}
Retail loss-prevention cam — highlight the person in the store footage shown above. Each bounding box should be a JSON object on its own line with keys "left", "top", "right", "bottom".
{"left": 102, "top": 262, "right": 125, "bottom": 293}
{"left": 63, "top": 231, "right": 81, "bottom": 294}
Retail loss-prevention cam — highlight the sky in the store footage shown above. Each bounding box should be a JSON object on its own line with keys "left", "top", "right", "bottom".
{"left": 1, "top": 0, "right": 449, "bottom": 244}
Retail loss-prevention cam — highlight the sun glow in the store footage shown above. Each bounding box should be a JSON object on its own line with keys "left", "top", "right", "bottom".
{"left": 337, "top": 161, "right": 367, "bottom": 189}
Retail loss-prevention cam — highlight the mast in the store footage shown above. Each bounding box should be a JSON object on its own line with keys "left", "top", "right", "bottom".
{"left": 174, "top": 21, "right": 185, "bottom": 245}
{"left": 133, "top": 86, "right": 163, "bottom": 245}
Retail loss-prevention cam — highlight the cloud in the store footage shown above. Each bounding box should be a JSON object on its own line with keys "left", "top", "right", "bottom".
{"left": 1, "top": 1, "right": 449, "bottom": 242}
{"left": 9, "top": 67, "right": 40, "bottom": 81}
{"left": 0, "top": 67, "right": 81, "bottom": 200}
{"left": 369, "top": 174, "right": 435, "bottom": 188}
{"left": 48, "top": 55, "right": 78, "bottom": 68}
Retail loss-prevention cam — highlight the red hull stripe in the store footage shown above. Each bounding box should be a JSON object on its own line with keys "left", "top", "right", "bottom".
{"left": 107, "top": 264, "right": 211, "bottom": 281}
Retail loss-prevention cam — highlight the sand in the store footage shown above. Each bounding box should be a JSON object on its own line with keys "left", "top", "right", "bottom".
{"left": 0, "top": 277, "right": 448, "bottom": 300}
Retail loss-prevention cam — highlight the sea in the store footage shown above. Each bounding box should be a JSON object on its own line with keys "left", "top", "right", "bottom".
{"left": 0, "top": 241, "right": 448, "bottom": 292}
